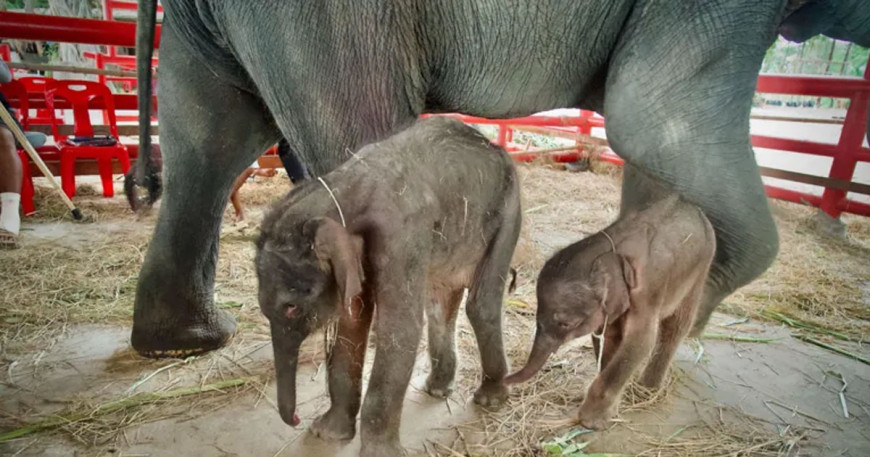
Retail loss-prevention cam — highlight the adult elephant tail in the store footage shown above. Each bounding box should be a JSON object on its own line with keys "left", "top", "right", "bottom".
{"left": 125, "top": 0, "right": 161, "bottom": 212}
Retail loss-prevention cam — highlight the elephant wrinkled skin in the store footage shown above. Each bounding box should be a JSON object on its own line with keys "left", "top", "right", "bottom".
{"left": 506, "top": 193, "right": 716, "bottom": 430}
{"left": 256, "top": 117, "right": 520, "bottom": 456}
{"left": 126, "top": 0, "right": 868, "bottom": 372}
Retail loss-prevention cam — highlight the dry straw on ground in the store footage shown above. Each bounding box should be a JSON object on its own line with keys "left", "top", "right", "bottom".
{"left": 723, "top": 200, "right": 870, "bottom": 339}
{"left": 0, "top": 175, "right": 294, "bottom": 446}
{"left": 0, "top": 232, "right": 146, "bottom": 353}
{"left": 631, "top": 415, "right": 809, "bottom": 457}
{"left": 26, "top": 183, "right": 133, "bottom": 222}
{"left": 0, "top": 177, "right": 285, "bottom": 352}
{"left": 0, "top": 340, "right": 278, "bottom": 447}
{"left": 444, "top": 319, "right": 804, "bottom": 457}
{"left": 2, "top": 163, "right": 867, "bottom": 454}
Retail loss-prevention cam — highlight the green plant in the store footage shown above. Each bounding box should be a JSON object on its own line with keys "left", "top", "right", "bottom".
{"left": 540, "top": 429, "right": 631, "bottom": 457}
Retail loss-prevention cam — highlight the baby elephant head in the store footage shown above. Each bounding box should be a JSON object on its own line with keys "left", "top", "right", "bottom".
{"left": 255, "top": 217, "right": 363, "bottom": 427}
{"left": 505, "top": 245, "right": 641, "bottom": 384}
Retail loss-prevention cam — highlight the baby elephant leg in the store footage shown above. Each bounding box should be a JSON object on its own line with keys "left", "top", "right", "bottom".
{"left": 601, "top": 320, "right": 623, "bottom": 370}
{"left": 310, "top": 293, "right": 374, "bottom": 441}
{"left": 359, "top": 257, "right": 427, "bottom": 457}
{"left": 639, "top": 281, "right": 702, "bottom": 389}
{"left": 425, "top": 288, "right": 464, "bottom": 398}
{"left": 579, "top": 310, "right": 657, "bottom": 430}
{"left": 466, "top": 194, "right": 520, "bottom": 409}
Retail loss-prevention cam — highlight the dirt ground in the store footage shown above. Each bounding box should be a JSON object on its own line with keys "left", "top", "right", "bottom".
{"left": 1, "top": 163, "right": 869, "bottom": 457}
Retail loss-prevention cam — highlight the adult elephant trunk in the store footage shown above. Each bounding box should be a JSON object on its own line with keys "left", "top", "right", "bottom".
{"left": 272, "top": 326, "right": 303, "bottom": 427}
{"left": 125, "top": 0, "right": 161, "bottom": 212}
{"left": 504, "top": 332, "right": 562, "bottom": 384}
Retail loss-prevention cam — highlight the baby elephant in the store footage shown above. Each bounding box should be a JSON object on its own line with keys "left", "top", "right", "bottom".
{"left": 505, "top": 194, "right": 715, "bottom": 430}
{"left": 256, "top": 116, "right": 520, "bottom": 457}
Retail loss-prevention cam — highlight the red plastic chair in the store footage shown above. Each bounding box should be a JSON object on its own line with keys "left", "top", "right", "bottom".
{"left": 1, "top": 80, "right": 29, "bottom": 128}
{"left": 18, "top": 151, "right": 35, "bottom": 215}
{"left": 17, "top": 76, "right": 65, "bottom": 127}
{"left": 0, "top": 78, "right": 60, "bottom": 154}
{"left": 12, "top": 77, "right": 62, "bottom": 161}
{"left": 1, "top": 80, "right": 37, "bottom": 214}
{"left": 46, "top": 80, "right": 130, "bottom": 198}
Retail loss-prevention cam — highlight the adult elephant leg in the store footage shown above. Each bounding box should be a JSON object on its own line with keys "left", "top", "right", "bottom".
{"left": 604, "top": 0, "right": 781, "bottom": 338}
{"left": 131, "top": 26, "right": 279, "bottom": 357}
{"left": 276, "top": 139, "right": 309, "bottom": 184}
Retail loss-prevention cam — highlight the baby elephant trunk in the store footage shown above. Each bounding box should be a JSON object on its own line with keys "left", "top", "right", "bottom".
{"left": 271, "top": 326, "right": 303, "bottom": 427}
{"left": 504, "top": 331, "right": 562, "bottom": 384}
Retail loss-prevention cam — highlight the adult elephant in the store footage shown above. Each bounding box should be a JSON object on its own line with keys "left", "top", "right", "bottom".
{"left": 126, "top": 0, "right": 869, "bottom": 360}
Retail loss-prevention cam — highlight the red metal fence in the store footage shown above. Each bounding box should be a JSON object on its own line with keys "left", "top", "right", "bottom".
{"left": 754, "top": 73, "right": 870, "bottom": 217}
{"left": 0, "top": 10, "right": 160, "bottom": 48}
{"left": 1, "top": 8, "right": 867, "bottom": 217}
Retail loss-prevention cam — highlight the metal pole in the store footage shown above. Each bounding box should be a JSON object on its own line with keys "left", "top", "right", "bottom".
{"left": 841, "top": 43, "right": 852, "bottom": 75}
{"left": 824, "top": 39, "right": 836, "bottom": 75}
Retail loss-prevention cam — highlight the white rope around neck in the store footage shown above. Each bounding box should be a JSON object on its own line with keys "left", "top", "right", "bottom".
{"left": 315, "top": 177, "right": 348, "bottom": 376}
{"left": 591, "top": 314, "right": 608, "bottom": 373}
{"left": 317, "top": 176, "right": 346, "bottom": 228}
{"left": 592, "top": 229, "right": 616, "bottom": 373}
{"left": 601, "top": 229, "right": 616, "bottom": 253}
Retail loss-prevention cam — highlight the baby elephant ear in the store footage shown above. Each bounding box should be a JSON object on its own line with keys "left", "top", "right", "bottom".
{"left": 620, "top": 255, "right": 641, "bottom": 293}
{"left": 591, "top": 255, "right": 626, "bottom": 319}
{"left": 311, "top": 218, "right": 363, "bottom": 310}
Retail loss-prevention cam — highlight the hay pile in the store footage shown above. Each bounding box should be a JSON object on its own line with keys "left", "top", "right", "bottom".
{"left": 0, "top": 175, "right": 289, "bottom": 345}
{"left": 0, "top": 230, "right": 147, "bottom": 352}
{"left": 25, "top": 183, "right": 134, "bottom": 222}
{"left": 0, "top": 174, "right": 301, "bottom": 448}
{"left": 723, "top": 200, "right": 870, "bottom": 340}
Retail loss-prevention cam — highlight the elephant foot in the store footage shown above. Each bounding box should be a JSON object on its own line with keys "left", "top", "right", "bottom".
{"left": 131, "top": 308, "right": 237, "bottom": 358}
{"left": 473, "top": 380, "right": 509, "bottom": 409}
{"left": 425, "top": 375, "right": 455, "bottom": 399}
{"left": 360, "top": 438, "right": 406, "bottom": 457}
{"left": 577, "top": 399, "right": 615, "bottom": 431}
{"left": 310, "top": 409, "right": 356, "bottom": 441}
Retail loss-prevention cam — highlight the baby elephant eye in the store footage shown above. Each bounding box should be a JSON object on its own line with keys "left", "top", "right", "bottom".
{"left": 289, "top": 286, "right": 313, "bottom": 296}
{"left": 284, "top": 304, "right": 298, "bottom": 319}
{"left": 554, "top": 317, "right": 580, "bottom": 331}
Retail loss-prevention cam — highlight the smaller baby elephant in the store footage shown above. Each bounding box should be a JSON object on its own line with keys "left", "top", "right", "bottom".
{"left": 505, "top": 194, "right": 715, "bottom": 430}
{"left": 256, "top": 116, "right": 520, "bottom": 457}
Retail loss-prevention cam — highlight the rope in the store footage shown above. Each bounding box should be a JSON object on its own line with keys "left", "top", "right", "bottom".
{"left": 601, "top": 229, "right": 616, "bottom": 253}
{"left": 592, "top": 229, "right": 616, "bottom": 373}
{"left": 591, "top": 314, "right": 609, "bottom": 373}
{"left": 317, "top": 177, "right": 346, "bottom": 228}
